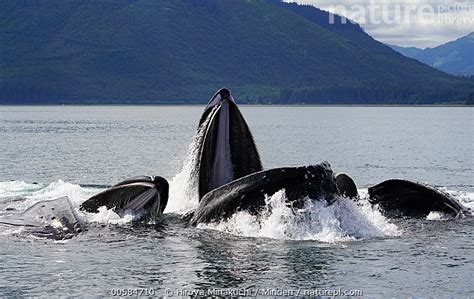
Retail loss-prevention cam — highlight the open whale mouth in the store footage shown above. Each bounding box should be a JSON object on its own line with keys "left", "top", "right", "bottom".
{"left": 80, "top": 176, "right": 169, "bottom": 222}
{"left": 196, "top": 88, "right": 263, "bottom": 199}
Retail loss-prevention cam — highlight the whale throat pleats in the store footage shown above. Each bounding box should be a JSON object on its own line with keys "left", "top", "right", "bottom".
{"left": 197, "top": 89, "right": 263, "bottom": 200}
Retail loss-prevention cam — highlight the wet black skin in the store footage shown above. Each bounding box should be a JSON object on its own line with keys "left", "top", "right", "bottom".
{"left": 80, "top": 176, "right": 169, "bottom": 221}
{"left": 189, "top": 162, "right": 339, "bottom": 226}
{"left": 368, "top": 179, "right": 470, "bottom": 218}
{"left": 195, "top": 88, "right": 263, "bottom": 200}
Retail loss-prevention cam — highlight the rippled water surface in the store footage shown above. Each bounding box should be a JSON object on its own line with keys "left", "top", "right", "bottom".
{"left": 0, "top": 106, "right": 473, "bottom": 297}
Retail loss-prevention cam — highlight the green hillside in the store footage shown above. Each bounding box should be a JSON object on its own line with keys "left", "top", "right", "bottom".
{"left": 390, "top": 32, "right": 474, "bottom": 76}
{"left": 1, "top": 0, "right": 473, "bottom": 104}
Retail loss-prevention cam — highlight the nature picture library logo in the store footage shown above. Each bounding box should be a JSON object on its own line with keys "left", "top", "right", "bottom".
{"left": 292, "top": 0, "right": 474, "bottom": 46}
{"left": 326, "top": 0, "right": 474, "bottom": 26}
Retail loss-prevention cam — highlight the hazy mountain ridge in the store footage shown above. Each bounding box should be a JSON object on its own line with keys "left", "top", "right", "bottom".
{"left": 389, "top": 33, "right": 474, "bottom": 76}
{"left": 1, "top": 0, "right": 473, "bottom": 104}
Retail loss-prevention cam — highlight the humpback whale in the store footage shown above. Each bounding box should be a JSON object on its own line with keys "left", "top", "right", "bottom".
{"left": 0, "top": 176, "right": 168, "bottom": 240}
{"left": 189, "top": 163, "right": 339, "bottom": 225}
{"left": 0, "top": 196, "right": 84, "bottom": 240}
{"left": 81, "top": 175, "right": 169, "bottom": 221}
{"left": 193, "top": 88, "right": 263, "bottom": 199}
{"left": 4, "top": 88, "right": 470, "bottom": 240}
{"left": 185, "top": 88, "right": 345, "bottom": 225}
{"left": 335, "top": 173, "right": 359, "bottom": 199}
{"left": 368, "top": 179, "right": 470, "bottom": 218}
{"left": 189, "top": 88, "right": 470, "bottom": 222}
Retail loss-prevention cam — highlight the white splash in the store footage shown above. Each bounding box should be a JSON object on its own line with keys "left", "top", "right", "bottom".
{"left": 445, "top": 188, "right": 474, "bottom": 211}
{"left": 199, "top": 189, "right": 402, "bottom": 243}
{"left": 26, "top": 180, "right": 98, "bottom": 208}
{"left": 0, "top": 180, "right": 97, "bottom": 212}
{"left": 165, "top": 156, "right": 199, "bottom": 213}
{"left": 1, "top": 179, "right": 473, "bottom": 241}
{"left": 165, "top": 118, "right": 210, "bottom": 214}
{"left": 86, "top": 206, "right": 135, "bottom": 225}
{"left": 426, "top": 211, "right": 451, "bottom": 221}
{"left": 0, "top": 180, "right": 44, "bottom": 197}
{"left": 0, "top": 180, "right": 149, "bottom": 225}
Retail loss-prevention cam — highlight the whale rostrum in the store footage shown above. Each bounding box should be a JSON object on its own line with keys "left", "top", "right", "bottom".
{"left": 194, "top": 88, "right": 263, "bottom": 200}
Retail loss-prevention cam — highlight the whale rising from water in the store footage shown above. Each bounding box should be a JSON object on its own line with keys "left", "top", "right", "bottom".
{"left": 368, "top": 179, "right": 470, "bottom": 218}
{"left": 80, "top": 175, "right": 169, "bottom": 221}
{"left": 189, "top": 88, "right": 470, "bottom": 223}
{"left": 3, "top": 88, "right": 471, "bottom": 240}
{"left": 0, "top": 196, "right": 85, "bottom": 240}
{"left": 188, "top": 89, "right": 343, "bottom": 225}
{"left": 190, "top": 163, "right": 339, "bottom": 225}
{"left": 193, "top": 88, "right": 263, "bottom": 199}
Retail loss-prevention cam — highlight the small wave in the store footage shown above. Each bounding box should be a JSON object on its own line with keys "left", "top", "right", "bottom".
{"left": 199, "top": 190, "right": 401, "bottom": 243}
{"left": 25, "top": 180, "right": 98, "bottom": 207}
{"left": 0, "top": 180, "right": 100, "bottom": 221}
{"left": 0, "top": 180, "right": 44, "bottom": 197}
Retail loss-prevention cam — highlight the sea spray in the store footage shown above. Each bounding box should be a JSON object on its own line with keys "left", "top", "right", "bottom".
{"left": 0, "top": 180, "right": 44, "bottom": 198}
{"left": 165, "top": 115, "right": 212, "bottom": 214}
{"left": 0, "top": 180, "right": 98, "bottom": 212}
{"left": 199, "top": 189, "right": 402, "bottom": 243}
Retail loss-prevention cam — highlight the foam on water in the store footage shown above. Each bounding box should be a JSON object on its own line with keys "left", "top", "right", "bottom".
{"left": 86, "top": 206, "right": 135, "bottom": 225}
{"left": 199, "top": 189, "right": 402, "bottom": 243}
{"left": 165, "top": 125, "right": 205, "bottom": 214}
{"left": 445, "top": 188, "right": 474, "bottom": 210}
{"left": 423, "top": 188, "right": 474, "bottom": 221}
{"left": 426, "top": 211, "right": 451, "bottom": 221}
{"left": 0, "top": 180, "right": 137, "bottom": 225}
{"left": 0, "top": 180, "right": 44, "bottom": 197}
{"left": 1, "top": 179, "right": 473, "bottom": 239}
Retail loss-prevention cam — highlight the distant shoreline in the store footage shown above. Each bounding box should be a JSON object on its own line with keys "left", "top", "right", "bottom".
{"left": 0, "top": 103, "right": 472, "bottom": 107}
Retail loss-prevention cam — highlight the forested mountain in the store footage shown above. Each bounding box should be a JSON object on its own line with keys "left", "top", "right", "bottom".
{"left": 1, "top": 0, "right": 473, "bottom": 104}
{"left": 389, "top": 32, "right": 474, "bottom": 76}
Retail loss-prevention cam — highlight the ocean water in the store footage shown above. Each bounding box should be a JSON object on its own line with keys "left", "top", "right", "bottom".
{"left": 0, "top": 105, "right": 473, "bottom": 297}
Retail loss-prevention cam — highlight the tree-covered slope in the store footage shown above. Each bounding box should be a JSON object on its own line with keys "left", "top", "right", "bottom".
{"left": 1, "top": 0, "right": 473, "bottom": 104}
{"left": 389, "top": 32, "right": 474, "bottom": 76}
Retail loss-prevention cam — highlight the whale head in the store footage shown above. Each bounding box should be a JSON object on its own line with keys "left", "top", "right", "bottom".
{"left": 195, "top": 88, "right": 263, "bottom": 199}
{"left": 80, "top": 175, "right": 169, "bottom": 221}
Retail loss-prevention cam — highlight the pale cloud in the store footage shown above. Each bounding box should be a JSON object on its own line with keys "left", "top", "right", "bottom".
{"left": 288, "top": 0, "right": 474, "bottom": 48}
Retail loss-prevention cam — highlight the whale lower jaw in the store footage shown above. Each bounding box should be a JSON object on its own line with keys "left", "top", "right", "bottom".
{"left": 80, "top": 176, "right": 169, "bottom": 222}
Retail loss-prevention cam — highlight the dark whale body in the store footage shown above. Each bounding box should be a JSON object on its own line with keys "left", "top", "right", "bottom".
{"left": 194, "top": 88, "right": 262, "bottom": 199}
{"left": 190, "top": 162, "right": 339, "bottom": 226}
{"left": 5, "top": 87, "right": 470, "bottom": 239}
{"left": 81, "top": 175, "right": 169, "bottom": 221}
{"left": 368, "top": 179, "right": 470, "bottom": 218}
{"left": 189, "top": 88, "right": 472, "bottom": 224}
{"left": 335, "top": 173, "right": 359, "bottom": 199}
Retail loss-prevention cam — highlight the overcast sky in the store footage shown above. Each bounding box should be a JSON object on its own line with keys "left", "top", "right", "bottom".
{"left": 290, "top": 0, "right": 474, "bottom": 48}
